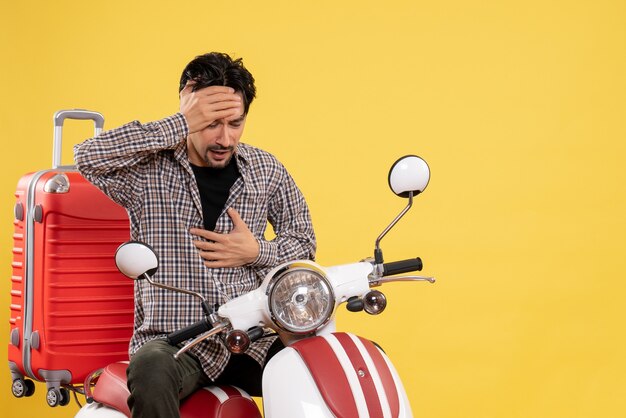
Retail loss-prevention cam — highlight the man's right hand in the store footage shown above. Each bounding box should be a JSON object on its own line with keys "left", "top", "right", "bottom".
{"left": 179, "top": 82, "right": 242, "bottom": 134}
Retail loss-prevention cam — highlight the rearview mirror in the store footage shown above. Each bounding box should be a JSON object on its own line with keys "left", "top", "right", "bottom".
{"left": 374, "top": 155, "right": 431, "bottom": 265}
{"left": 115, "top": 241, "right": 159, "bottom": 280}
{"left": 388, "top": 155, "right": 430, "bottom": 198}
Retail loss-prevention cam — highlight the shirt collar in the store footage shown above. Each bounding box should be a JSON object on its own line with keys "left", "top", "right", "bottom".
{"left": 173, "top": 141, "right": 250, "bottom": 174}
{"left": 234, "top": 143, "right": 250, "bottom": 174}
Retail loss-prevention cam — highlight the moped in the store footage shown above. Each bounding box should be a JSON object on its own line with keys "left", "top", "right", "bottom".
{"left": 74, "top": 154, "right": 435, "bottom": 418}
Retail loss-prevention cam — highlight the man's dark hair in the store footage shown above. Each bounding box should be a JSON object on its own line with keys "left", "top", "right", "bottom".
{"left": 179, "top": 52, "right": 256, "bottom": 114}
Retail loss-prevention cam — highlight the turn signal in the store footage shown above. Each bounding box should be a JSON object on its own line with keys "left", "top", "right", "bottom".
{"left": 225, "top": 330, "right": 251, "bottom": 354}
{"left": 363, "top": 290, "right": 387, "bottom": 315}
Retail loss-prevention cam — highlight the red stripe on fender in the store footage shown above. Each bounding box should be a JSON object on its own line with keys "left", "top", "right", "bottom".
{"left": 334, "top": 333, "right": 384, "bottom": 418}
{"left": 292, "top": 337, "right": 360, "bottom": 418}
{"left": 359, "top": 336, "right": 400, "bottom": 418}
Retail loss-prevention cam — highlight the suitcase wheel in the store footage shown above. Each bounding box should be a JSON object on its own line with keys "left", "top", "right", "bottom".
{"left": 11, "top": 378, "right": 35, "bottom": 398}
{"left": 46, "top": 387, "right": 70, "bottom": 407}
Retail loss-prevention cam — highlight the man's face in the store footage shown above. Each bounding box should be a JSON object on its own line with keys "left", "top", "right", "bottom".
{"left": 187, "top": 92, "right": 246, "bottom": 169}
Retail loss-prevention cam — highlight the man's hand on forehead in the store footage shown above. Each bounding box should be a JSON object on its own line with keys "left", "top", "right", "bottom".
{"left": 181, "top": 81, "right": 234, "bottom": 94}
{"left": 180, "top": 82, "right": 242, "bottom": 134}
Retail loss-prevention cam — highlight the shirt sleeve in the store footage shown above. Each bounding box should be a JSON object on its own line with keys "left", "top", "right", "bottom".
{"left": 73, "top": 113, "right": 189, "bottom": 209}
{"left": 251, "top": 166, "right": 316, "bottom": 268}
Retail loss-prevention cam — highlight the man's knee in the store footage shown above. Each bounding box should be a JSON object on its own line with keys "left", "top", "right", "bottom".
{"left": 127, "top": 340, "right": 179, "bottom": 391}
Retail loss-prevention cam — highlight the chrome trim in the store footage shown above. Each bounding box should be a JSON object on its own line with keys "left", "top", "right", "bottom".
{"left": 53, "top": 109, "right": 104, "bottom": 169}
{"left": 363, "top": 290, "right": 387, "bottom": 315}
{"left": 375, "top": 191, "right": 413, "bottom": 254}
{"left": 83, "top": 368, "right": 104, "bottom": 402}
{"left": 23, "top": 167, "right": 75, "bottom": 379}
{"left": 370, "top": 275, "right": 436, "bottom": 287}
{"left": 173, "top": 323, "right": 227, "bottom": 360}
{"left": 142, "top": 273, "right": 207, "bottom": 303}
{"left": 43, "top": 173, "right": 70, "bottom": 193}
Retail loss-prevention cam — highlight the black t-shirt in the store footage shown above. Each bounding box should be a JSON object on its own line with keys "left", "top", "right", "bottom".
{"left": 190, "top": 159, "right": 240, "bottom": 231}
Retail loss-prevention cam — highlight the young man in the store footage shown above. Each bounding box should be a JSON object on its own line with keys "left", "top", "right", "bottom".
{"left": 74, "top": 52, "right": 316, "bottom": 418}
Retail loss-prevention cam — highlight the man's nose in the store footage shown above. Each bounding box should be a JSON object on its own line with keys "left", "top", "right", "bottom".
{"left": 215, "top": 125, "right": 232, "bottom": 147}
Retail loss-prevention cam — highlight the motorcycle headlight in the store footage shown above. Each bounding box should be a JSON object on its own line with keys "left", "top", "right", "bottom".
{"left": 267, "top": 265, "right": 334, "bottom": 334}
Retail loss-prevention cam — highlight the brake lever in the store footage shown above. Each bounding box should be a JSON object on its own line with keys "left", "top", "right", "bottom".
{"left": 173, "top": 322, "right": 228, "bottom": 360}
{"left": 369, "top": 275, "right": 436, "bottom": 287}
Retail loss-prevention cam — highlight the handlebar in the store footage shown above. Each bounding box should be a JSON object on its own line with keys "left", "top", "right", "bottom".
{"left": 382, "top": 257, "right": 423, "bottom": 276}
{"left": 247, "top": 326, "right": 264, "bottom": 342}
{"left": 167, "top": 319, "right": 213, "bottom": 346}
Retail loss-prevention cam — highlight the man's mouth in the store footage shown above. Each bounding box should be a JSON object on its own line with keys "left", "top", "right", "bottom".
{"left": 211, "top": 150, "right": 229, "bottom": 158}
{"left": 208, "top": 146, "right": 233, "bottom": 159}
{"left": 205, "top": 146, "right": 235, "bottom": 166}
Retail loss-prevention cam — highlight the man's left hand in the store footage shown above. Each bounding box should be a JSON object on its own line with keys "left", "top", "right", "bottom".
{"left": 190, "top": 208, "right": 260, "bottom": 268}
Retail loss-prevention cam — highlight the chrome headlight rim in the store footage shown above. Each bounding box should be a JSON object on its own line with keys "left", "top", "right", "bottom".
{"left": 266, "top": 263, "right": 335, "bottom": 335}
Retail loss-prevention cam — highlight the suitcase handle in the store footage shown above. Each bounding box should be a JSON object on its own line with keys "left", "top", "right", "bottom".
{"left": 53, "top": 109, "right": 105, "bottom": 169}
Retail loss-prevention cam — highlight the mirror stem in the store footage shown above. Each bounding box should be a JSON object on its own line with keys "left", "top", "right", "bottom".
{"left": 374, "top": 191, "right": 414, "bottom": 264}
{"left": 141, "top": 273, "right": 207, "bottom": 303}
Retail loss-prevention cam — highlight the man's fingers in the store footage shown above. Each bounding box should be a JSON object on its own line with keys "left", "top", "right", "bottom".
{"left": 189, "top": 212, "right": 257, "bottom": 268}
{"left": 180, "top": 81, "right": 195, "bottom": 97}
{"left": 192, "top": 85, "right": 236, "bottom": 95}
{"left": 199, "top": 249, "right": 224, "bottom": 260}
{"left": 199, "top": 251, "right": 238, "bottom": 269}
{"left": 190, "top": 228, "right": 223, "bottom": 242}
{"left": 192, "top": 239, "right": 219, "bottom": 251}
{"left": 201, "top": 101, "right": 242, "bottom": 118}
{"left": 196, "top": 91, "right": 241, "bottom": 103}
{"left": 195, "top": 96, "right": 241, "bottom": 120}
{"left": 203, "top": 260, "right": 231, "bottom": 268}
{"left": 227, "top": 208, "right": 244, "bottom": 226}
{"left": 182, "top": 83, "right": 234, "bottom": 95}
{"left": 203, "top": 102, "right": 242, "bottom": 118}
{"left": 181, "top": 86, "right": 239, "bottom": 112}
{"left": 180, "top": 85, "right": 242, "bottom": 134}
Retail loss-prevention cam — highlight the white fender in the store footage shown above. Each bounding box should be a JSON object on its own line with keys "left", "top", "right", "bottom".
{"left": 263, "top": 333, "right": 413, "bottom": 418}
{"left": 263, "top": 347, "right": 334, "bottom": 418}
{"left": 75, "top": 402, "right": 127, "bottom": 418}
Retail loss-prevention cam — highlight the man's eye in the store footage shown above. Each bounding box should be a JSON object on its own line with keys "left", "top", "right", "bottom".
{"left": 230, "top": 121, "right": 242, "bottom": 128}
{"left": 207, "top": 122, "right": 220, "bottom": 129}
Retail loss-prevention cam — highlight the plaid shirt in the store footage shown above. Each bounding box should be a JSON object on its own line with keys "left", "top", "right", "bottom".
{"left": 74, "top": 113, "right": 316, "bottom": 379}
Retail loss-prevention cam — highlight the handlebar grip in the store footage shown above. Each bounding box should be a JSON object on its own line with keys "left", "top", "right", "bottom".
{"left": 167, "top": 319, "right": 212, "bottom": 346}
{"left": 247, "top": 326, "right": 264, "bottom": 343}
{"left": 382, "top": 257, "right": 423, "bottom": 276}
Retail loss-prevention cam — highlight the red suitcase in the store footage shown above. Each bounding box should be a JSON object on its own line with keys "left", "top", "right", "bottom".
{"left": 8, "top": 110, "right": 134, "bottom": 407}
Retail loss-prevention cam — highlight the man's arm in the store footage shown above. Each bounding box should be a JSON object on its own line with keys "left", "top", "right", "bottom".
{"left": 255, "top": 170, "right": 316, "bottom": 266}
{"left": 73, "top": 114, "right": 188, "bottom": 208}
{"left": 74, "top": 84, "right": 242, "bottom": 208}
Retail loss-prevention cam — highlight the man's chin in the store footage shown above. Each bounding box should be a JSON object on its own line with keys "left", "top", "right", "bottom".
{"left": 204, "top": 153, "right": 233, "bottom": 169}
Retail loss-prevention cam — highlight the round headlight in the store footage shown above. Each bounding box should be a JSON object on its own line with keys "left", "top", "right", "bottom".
{"left": 268, "top": 266, "right": 334, "bottom": 334}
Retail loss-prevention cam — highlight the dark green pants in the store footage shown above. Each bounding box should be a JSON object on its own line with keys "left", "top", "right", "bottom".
{"left": 126, "top": 338, "right": 283, "bottom": 418}
{"left": 126, "top": 340, "right": 211, "bottom": 418}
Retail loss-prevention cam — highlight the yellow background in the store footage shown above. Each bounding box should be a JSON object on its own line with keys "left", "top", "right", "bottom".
{"left": 1, "top": 0, "right": 625, "bottom": 416}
